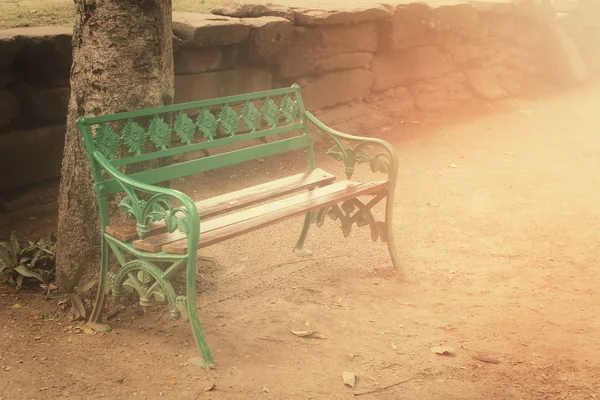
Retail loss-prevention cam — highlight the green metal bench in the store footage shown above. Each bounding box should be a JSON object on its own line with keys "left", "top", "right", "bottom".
{"left": 78, "top": 85, "right": 400, "bottom": 367}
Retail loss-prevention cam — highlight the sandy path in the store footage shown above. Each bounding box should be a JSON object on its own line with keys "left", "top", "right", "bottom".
{"left": 1, "top": 80, "right": 600, "bottom": 399}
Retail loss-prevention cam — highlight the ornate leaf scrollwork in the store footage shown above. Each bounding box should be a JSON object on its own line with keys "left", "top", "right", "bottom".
{"left": 261, "top": 98, "right": 280, "bottom": 128}
{"left": 148, "top": 116, "right": 172, "bottom": 150}
{"left": 314, "top": 197, "right": 387, "bottom": 242}
{"left": 197, "top": 109, "right": 218, "bottom": 140}
{"left": 219, "top": 104, "right": 239, "bottom": 136}
{"left": 242, "top": 101, "right": 261, "bottom": 132}
{"left": 122, "top": 120, "right": 147, "bottom": 155}
{"left": 112, "top": 259, "right": 179, "bottom": 317}
{"left": 280, "top": 96, "right": 299, "bottom": 124}
{"left": 164, "top": 212, "right": 189, "bottom": 235}
{"left": 146, "top": 203, "right": 166, "bottom": 222}
{"left": 174, "top": 112, "right": 196, "bottom": 145}
{"left": 326, "top": 143, "right": 392, "bottom": 179}
{"left": 117, "top": 196, "right": 136, "bottom": 218}
{"left": 117, "top": 193, "right": 190, "bottom": 240}
{"left": 94, "top": 124, "right": 121, "bottom": 159}
{"left": 369, "top": 152, "right": 392, "bottom": 174}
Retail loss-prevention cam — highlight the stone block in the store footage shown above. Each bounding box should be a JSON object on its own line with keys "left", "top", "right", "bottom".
{"left": 172, "top": 13, "right": 250, "bottom": 47}
{"left": 174, "top": 46, "right": 237, "bottom": 74}
{"left": 298, "top": 69, "right": 373, "bottom": 111}
{"left": 0, "top": 125, "right": 65, "bottom": 192}
{"left": 238, "top": 17, "right": 294, "bottom": 66}
{"left": 466, "top": 68, "right": 507, "bottom": 100}
{"left": 371, "top": 45, "right": 450, "bottom": 91}
{"left": 0, "top": 35, "right": 24, "bottom": 69}
{"left": 378, "top": 3, "right": 431, "bottom": 52}
{"left": 314, "top": 53, "right": 373, "bottom": 74}
{"left": 431, "top": 4, "right": 479, "bottom": 30}
{"left": 275, "top": 23, "right": 378, "bottom": 78}
{"left": 487, "top": 14, "right": 516, "bottom": 38}
{"left": 4, "top": 26, "right": 73, "bottom": 85}
{"left": 514, "top": 0, "right": 556, "bottom": 23}
{"left": 512, "top": 17, "right": 544, "bottom": 48}
{"left": 290, "top": 2, "right": 392, "bottom": 26}
{"left": 409, "top": 74, "right": 473, "bottom": 113}
{"left": 174, "top": 69, "right": 272, "bottom": 103}
{"left": 498, "top": 69, "right": 524, "bottom": 95}
{"left": 0, "top": 71, "right": 16, "bottom": 88}
{"left": 578, "top": 29, "right": 600, "bottom": 57}
{"left": 312, "top": 102, "right": 373, "bottom": 126}
{"left": 450, "top": 42, "right": 486, "bottom": 68}
{"left": 212, "top": 0, "right": 295, "bottom": 22}
{"left": 0, "top": 89, "right": 19, "bottom": 130}
{"left": 321, "top": 22, "right": 379, "bottom": 53}
{"left": 556, "top": 12, "right": 583, "bottom": 46}
{"left": 469, "top": 1, "right": 516, "bottom": 14}
{"left": 12, "top": 84, "right": 70, "bottom": 125}
{"left": 552, "top": 0, "right": 579, "bottom": 13}
{"left": 540, "top": 25, "right": 588, "bottom": 85}
{"left": 0, "top": 181, "right": 59, "bottom": 212}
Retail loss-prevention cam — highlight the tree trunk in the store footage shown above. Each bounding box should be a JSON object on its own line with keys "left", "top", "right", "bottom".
{"left": 57, "top": 0, "right": 174, "bottom": 282}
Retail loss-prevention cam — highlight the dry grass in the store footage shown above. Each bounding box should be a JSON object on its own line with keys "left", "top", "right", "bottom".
{"left": 0, "top": 0, "right": 224, "bottom": 29}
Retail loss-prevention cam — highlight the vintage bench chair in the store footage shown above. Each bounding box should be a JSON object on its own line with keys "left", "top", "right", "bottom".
{"left": 78, "top": 84, "right": 400, "bottom": 367}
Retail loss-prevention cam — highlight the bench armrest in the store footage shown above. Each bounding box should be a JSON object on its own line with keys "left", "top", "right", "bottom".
{"left": 305, "top": 111, "right": 399, "bottom": 187}
{"left": 93, "top": 152, "right": 200, "bottom": 249}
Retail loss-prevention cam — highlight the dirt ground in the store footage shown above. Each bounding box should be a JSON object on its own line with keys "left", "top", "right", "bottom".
{"left": 2, "top": 78, "right": 600, "bottom": 400}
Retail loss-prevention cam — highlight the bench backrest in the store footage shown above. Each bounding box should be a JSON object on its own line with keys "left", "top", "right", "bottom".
{"left": 78, "top": 85, "right": 313, "bottom": 196}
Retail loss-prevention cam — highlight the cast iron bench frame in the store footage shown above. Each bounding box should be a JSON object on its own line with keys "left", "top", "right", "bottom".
{"left": 78, "top": 85, "right": 400, "bottom": 367}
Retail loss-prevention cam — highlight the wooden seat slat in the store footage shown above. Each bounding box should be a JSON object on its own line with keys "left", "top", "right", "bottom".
{"left": 104, "top": 168, "right": 336, "bottom": 242}
{"left": 150, "top": 180, "right": 387, "bottom": 254}
{"left": 105, "top": 221, "right": 167, "bottom": 242}
{"left": 196, "top": 168, "right": 335, "bottom": 219}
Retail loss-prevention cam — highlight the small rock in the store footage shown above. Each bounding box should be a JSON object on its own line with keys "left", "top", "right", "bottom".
{"left": 343, "top": 371, "right": 357, "bottom": 389}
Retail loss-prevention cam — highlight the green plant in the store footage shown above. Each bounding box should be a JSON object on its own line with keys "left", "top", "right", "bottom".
{"left": 47, "top": 265, "right": 96, "bottom": 320}
{"left": 0, "top": 232, "right": 56, "bottom": 289}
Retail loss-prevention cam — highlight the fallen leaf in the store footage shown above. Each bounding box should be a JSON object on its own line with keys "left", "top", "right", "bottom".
{"left": 204, "top": 383, "right": 216, "bottom": 392}
{"left": 447, "top": 163, "right": 459, "bottom": 169}
{"left": 83, "top": 327, "right": 97, "bottom": 335}
{"left": 289, "top": 329, "right": 326, "bottom": 339}
{"left": 472, "top": 355, "right": 500, "bottom": 364}
{"left": 12, "top": 304, "right": 21, "bottom": 309}
{"left": 431, "top": 346, "right": 456, "bottom": 356}
{"left": 343, "top": 371, "right": 357, "bottom": 389}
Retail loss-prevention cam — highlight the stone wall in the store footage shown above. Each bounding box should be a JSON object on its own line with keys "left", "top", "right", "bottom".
{"left": 555, "top": 0, "right": 600, "bottom": 77}
{"left": 0, "top": 0, "right": 596, "bottom": 211}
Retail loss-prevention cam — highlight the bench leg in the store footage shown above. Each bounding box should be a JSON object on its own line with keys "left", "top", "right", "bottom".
{"left": 293, "top": 212, "right": 313, "bottom": 256}
{"left": 185, "top": 257, "right": 215, "bottom": 368}
{"left": 385, "top": 196, "right": 402, "bottom": 273}
{"left": 86, "top": 237, "right": 113, "bottom": 332}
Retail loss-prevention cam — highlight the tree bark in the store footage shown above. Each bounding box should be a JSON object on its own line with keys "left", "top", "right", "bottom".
{"left": 57, "top": 0, "right": 174, "bottom": 281}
